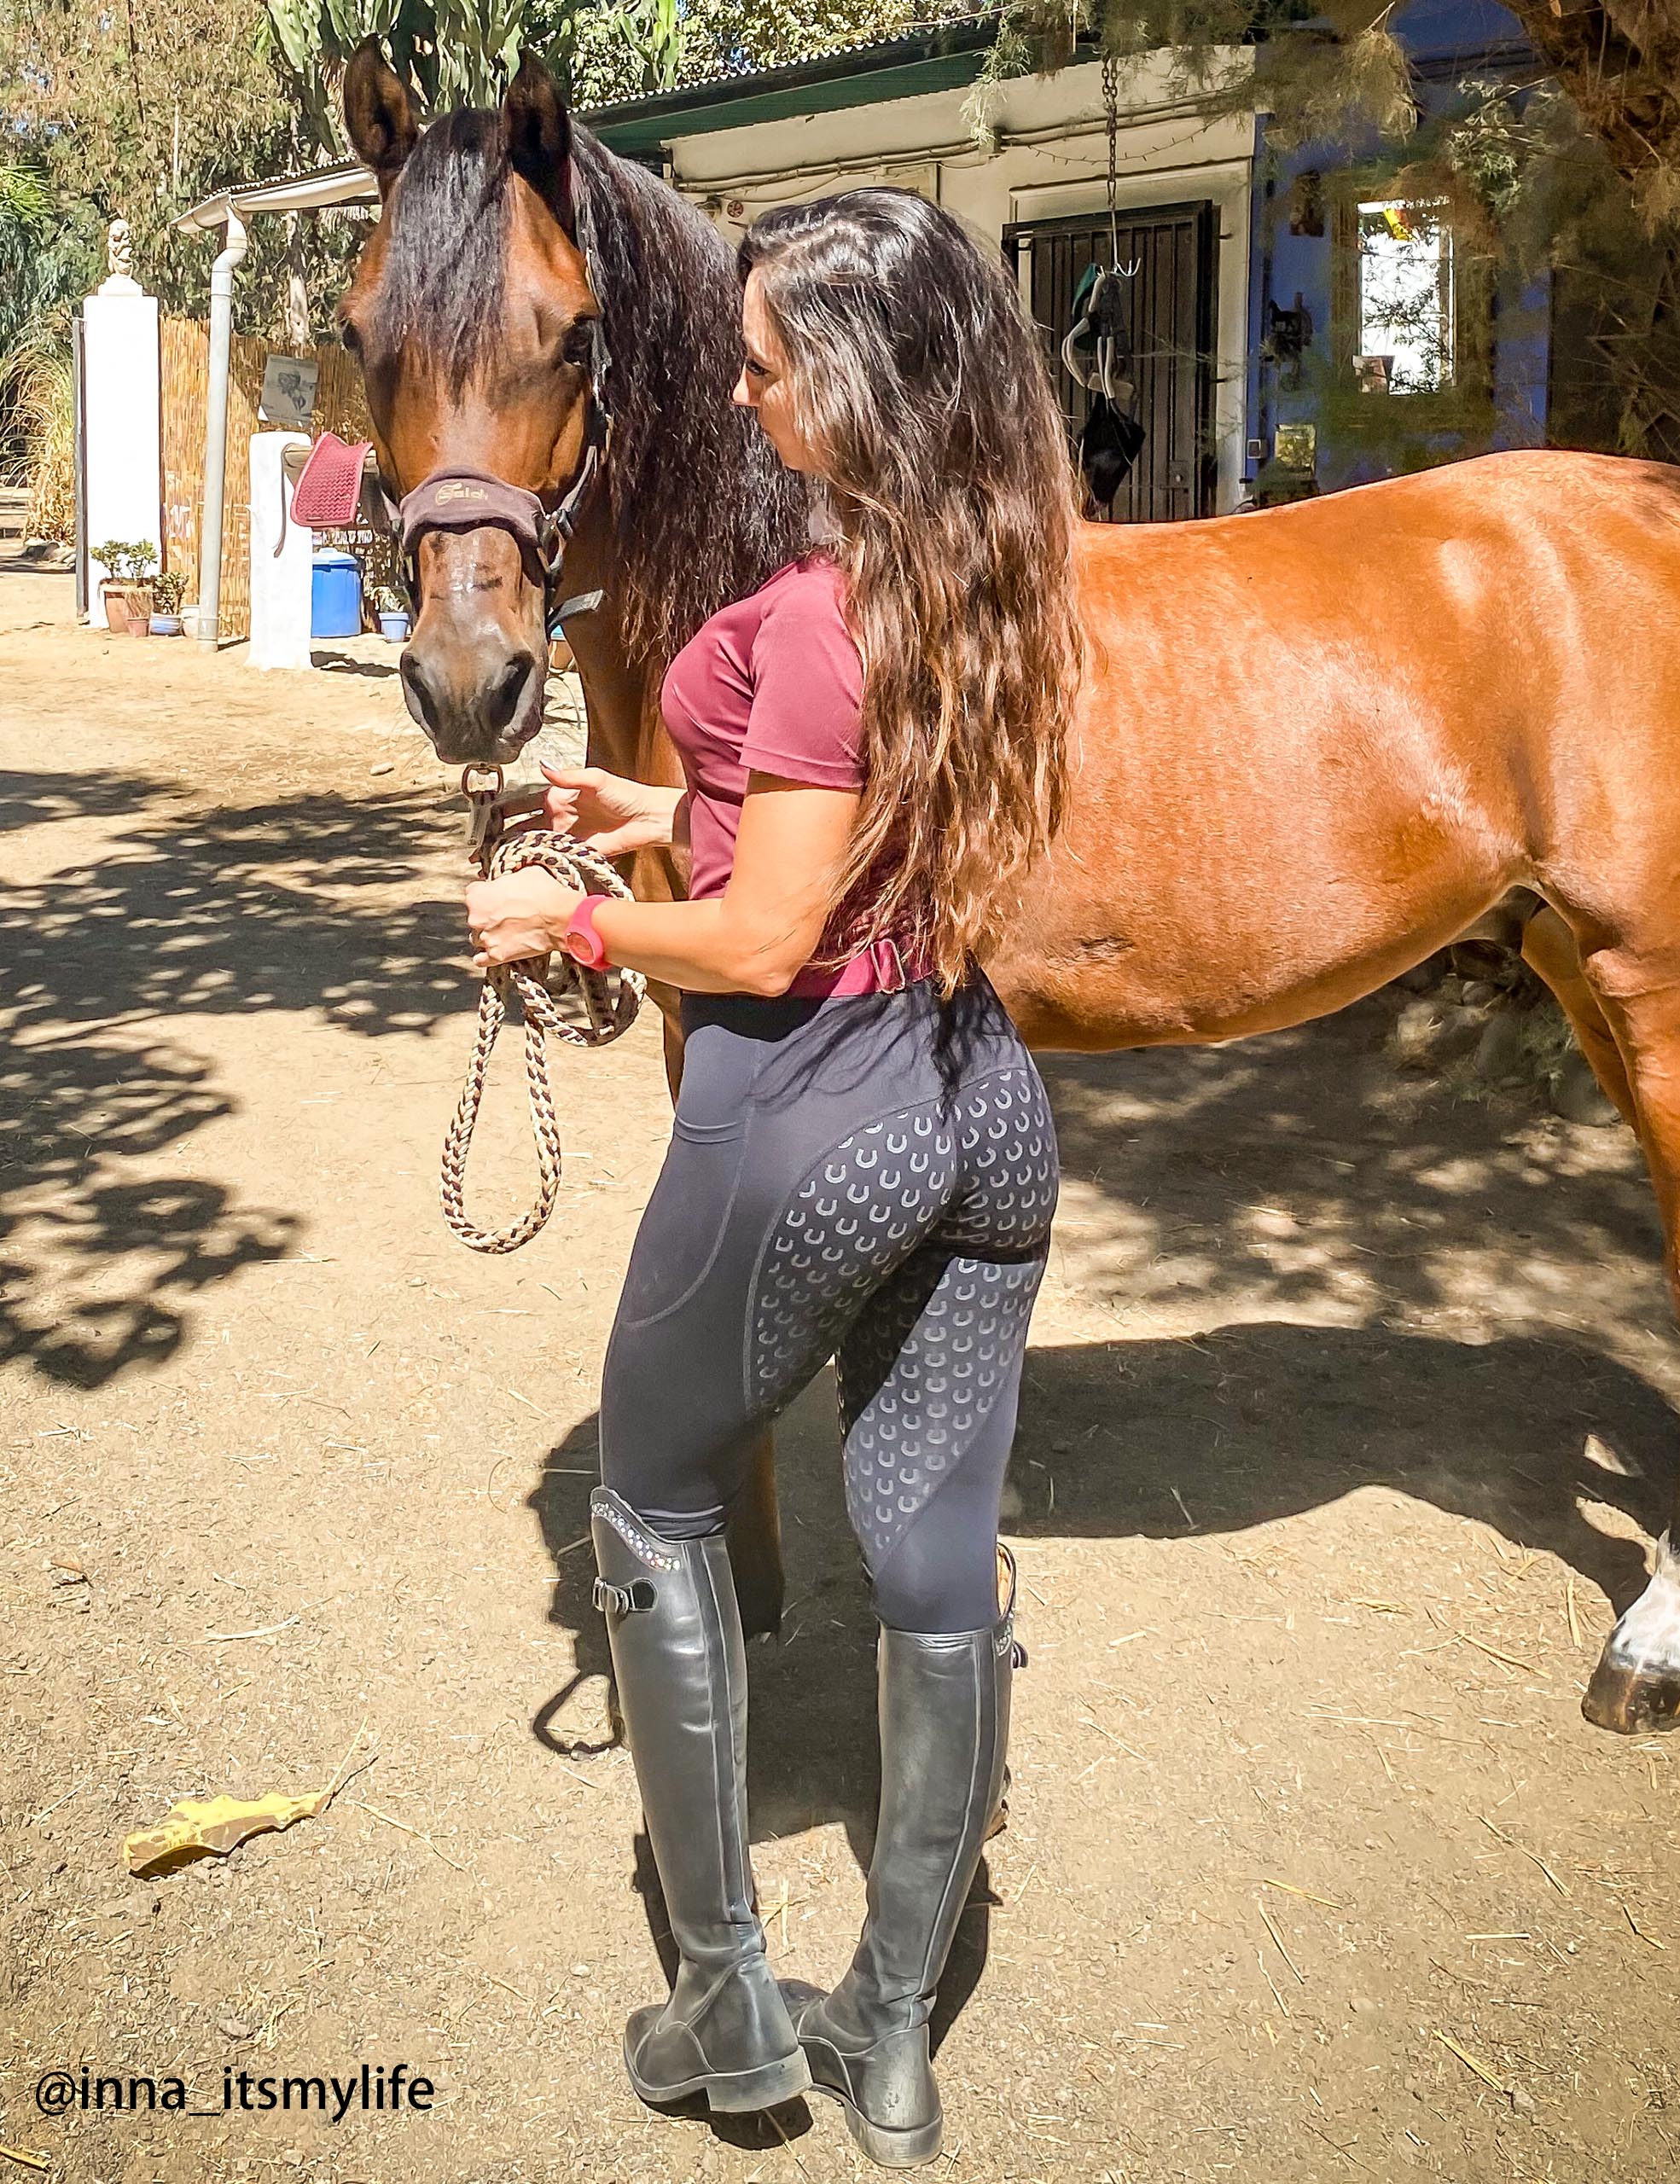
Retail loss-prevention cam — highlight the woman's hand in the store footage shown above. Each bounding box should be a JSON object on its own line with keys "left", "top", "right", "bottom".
{"left": 466, "top": 868, "right": 584, "bottom": 969}
{"left": 537, "top": 764, "right": 682, "bottom": 856}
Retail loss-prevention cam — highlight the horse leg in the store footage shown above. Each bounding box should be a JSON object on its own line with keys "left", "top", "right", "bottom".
{"left": 1571, "top": 956, "right": 1680, "bottom": 1731}
{"left": 727, "top": 1436, "right": 786, "bottom": 1641}
{"left": 1520, "top": 906, "right": 1638, "bottom": 1126}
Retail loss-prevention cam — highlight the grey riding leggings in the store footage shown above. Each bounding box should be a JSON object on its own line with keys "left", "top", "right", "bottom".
{"left": 598, "top": 974, "right": 1058, "bottom": 1634}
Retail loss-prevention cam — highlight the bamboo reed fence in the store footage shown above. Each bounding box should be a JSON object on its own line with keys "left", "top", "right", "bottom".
{"left": 160, "top": 322, "right": 375, "bottom": 642}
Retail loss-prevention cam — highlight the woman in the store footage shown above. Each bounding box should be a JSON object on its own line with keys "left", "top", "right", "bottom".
{"left": 466, "top": 188, "right": 1082, "bottom": 2167}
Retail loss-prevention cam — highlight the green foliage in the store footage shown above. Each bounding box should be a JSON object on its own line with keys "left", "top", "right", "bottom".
{"left": 3, "top": 0, "right": 358, "bottom": 328}
{"left": 0, "top": 151, "right": 100, "bottom": 535}
{"left": 263, "top": 0, "right": 544, "bottom": 148}
{"left": 1386, "top": 81, "right": 1680, "bottom": 460}
{"left": 0, "top": 156, "right": 101, "bottom": 363}
{"left": 90, "top": 539, "right": 160, "bottom": 580}
{"left": 980, "top": 0, "right": 1680, "bottom": 461}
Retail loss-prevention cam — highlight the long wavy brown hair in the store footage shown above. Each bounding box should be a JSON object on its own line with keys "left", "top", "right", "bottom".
{"left": 739, "top": 189, "right": 1084, "bottom": 996}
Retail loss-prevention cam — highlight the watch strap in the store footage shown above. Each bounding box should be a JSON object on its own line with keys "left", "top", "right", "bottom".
{"left": 564, "top": 893, "right": 612, "bottom": 970}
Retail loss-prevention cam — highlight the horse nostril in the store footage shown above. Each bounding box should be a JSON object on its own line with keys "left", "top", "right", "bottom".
{"left": 485, "top": 653, "right": 538, "bottom": 735}
{"left": 400, "top": 648, "right": 443, "bottom": 737}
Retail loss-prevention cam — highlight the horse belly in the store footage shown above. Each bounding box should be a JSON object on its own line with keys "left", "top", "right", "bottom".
{"left": 988, "top": 643, "right": 1517, "bottom": 1052}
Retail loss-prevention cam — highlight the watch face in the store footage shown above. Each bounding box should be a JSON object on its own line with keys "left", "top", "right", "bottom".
{"left": 568, "top": 902, "right": 606, "bottom": 968}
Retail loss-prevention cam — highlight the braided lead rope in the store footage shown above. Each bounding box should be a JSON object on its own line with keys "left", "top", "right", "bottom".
{"left": 443, "top": 822, "right": 645, "bottom": 1255}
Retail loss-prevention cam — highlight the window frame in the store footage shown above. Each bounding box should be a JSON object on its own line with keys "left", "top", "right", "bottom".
{"left": 1328, "top": 169, "right": 1494, "bottom": 434}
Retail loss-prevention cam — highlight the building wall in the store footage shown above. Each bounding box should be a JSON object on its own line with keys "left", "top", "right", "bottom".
{"left": 656, "top": 55, "right": 1258, "bottom": 513}
{"left": 1246, "top": 0, "right": 1549, "bottom": 497}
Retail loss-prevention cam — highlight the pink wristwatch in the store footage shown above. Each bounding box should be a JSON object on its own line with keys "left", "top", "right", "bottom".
{"left": 562, "top": 894, "right": 612, "bottom": 970}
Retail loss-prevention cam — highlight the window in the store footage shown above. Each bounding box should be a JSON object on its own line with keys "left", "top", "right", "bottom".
{"left": 1355, "top": 200, "right": 1455, "bottom": 393}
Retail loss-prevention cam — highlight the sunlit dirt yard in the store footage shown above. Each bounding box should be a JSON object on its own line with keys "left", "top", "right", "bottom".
{"left": 3, "top": 540, "right": 1678, "bottom": 2183}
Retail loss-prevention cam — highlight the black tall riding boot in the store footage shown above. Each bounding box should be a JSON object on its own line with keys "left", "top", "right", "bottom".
{"left": 590, "top": 1487, "right": 810, "bottom": 2113}
{"left": 787, "top": 1562, "right": 1016, "bottom": 2168}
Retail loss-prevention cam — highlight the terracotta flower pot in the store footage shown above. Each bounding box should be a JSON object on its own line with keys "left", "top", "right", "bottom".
{"left": 101, "top": 583, "right": 131, "bottom": 636}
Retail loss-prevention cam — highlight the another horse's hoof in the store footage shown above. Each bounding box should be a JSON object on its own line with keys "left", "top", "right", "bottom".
{"left": 1583, "top": 1655, "right": 1680, "bottom": 1735}
{"left": 735, "top": 1586, "right": 783, "bottom": 1645}
{"left": 1581, "top": 1537, "right": 1680, "bottom": 1736}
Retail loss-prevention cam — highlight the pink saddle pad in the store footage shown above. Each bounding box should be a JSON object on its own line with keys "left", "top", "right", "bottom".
{"left": 289, "top": 433, "right": 374, "bottom": 527}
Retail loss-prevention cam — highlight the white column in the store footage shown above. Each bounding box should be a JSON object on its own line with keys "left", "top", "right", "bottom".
{"left": 248, "top": 433, "right": 315, "bottom": 670}
{"left": 82, "top": 264, "right": 162, "bottom": 629}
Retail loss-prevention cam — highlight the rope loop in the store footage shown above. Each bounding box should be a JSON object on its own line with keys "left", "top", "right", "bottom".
{"left": 442, "top": 820, "right": 645, "bottom": 1255}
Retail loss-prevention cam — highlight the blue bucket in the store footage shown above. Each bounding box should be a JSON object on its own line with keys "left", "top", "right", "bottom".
{"left": 311, "top": 549, "right": 363, "bottom": 640}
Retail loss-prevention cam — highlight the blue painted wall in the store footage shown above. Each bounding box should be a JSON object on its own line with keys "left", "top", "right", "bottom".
{"left": 1244, "top": 0, "right": 1549, "bottom": 496}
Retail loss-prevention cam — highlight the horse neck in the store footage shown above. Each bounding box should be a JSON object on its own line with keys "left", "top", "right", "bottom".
{"left": 555, "top": 496, "right": 682, "bottom": 791}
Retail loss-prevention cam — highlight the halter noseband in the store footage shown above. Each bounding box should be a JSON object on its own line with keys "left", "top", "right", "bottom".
{"left": 386, "top": 200, "right": 613, "bottom": 641}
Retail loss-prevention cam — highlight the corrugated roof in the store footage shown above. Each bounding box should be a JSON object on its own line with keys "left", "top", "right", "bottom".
{"left": 583, "top": 11, "right": 1001, "bottom": 131}
{"left": 589, "top": 8, "right": 995, "bottom": 109}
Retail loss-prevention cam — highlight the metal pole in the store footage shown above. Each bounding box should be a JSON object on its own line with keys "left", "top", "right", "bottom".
{"left": 195, "top": 206, "right": 247, "bottom": 649}
{"left": 72, "top": 312, "right": 87, "bottom": 621}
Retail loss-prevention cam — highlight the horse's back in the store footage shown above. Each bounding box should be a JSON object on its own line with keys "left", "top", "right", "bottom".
{"left": 1072, "top": 448, "right": 1680, "bottom": 594}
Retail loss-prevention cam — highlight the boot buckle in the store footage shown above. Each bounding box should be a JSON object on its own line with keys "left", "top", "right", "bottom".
{"left": 593, "top": 1577, "right": 656, "bottom": 1617}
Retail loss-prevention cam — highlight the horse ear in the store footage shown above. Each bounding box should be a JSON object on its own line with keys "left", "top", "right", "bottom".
{"left": 345, "top": 38, "right": 419, "bottom": 197}
{"left": 503, "top": 51, "right": 575, "bottom": 234}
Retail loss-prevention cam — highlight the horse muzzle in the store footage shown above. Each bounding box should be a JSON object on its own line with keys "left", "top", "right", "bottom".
{"left": 399, "top": 624, "right": 546, "bottom": 765}
{"left": 396, "top": 523, "right": 548, "bottom": 764}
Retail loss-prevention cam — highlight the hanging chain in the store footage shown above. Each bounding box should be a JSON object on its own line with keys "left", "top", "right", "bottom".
{"left": 1102, "top": 50, "right": 1120, "bottom": 263}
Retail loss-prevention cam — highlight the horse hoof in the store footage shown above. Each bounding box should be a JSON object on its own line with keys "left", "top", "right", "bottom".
{"left": 732, "top": 1563, "right": 784, "bottom": 1645}
{"left": 1581, "top": 1537, "right": 1680, "bottom": 1736}
{"left": 1583, "top": 1656, "right": 1680, "bottom": 1735}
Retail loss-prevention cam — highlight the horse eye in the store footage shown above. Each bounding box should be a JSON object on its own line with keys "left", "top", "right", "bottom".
{"left": 339, "top": 318, "right": 362, "bottom": 355}
{"left": 561, "top": 320, "right": 595, "bottom": 369}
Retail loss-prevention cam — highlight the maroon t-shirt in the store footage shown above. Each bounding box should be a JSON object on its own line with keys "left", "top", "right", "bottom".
{"left": 660, "top": 554, "right": 916, "bottom": 994}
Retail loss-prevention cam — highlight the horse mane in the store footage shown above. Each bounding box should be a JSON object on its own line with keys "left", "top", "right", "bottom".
{"left": 370, "top": 110, "right": 513, "bottom": 395}
{"left": 373, "top": 107, "right": 808, "bottom": 675}
{"left": 570, "top": 127, "right": 810, "bottom": 671}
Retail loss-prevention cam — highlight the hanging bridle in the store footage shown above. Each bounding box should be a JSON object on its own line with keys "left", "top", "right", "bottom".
{"left": 379, "top": 192, "right": 614, "bottom": 640}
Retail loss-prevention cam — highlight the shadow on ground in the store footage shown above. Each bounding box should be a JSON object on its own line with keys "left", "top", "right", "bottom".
{"left": 314, "top": 648, "right": 402, "bottom": 680}
{"left": 0, "top": 763, "right": 469, "bottom": 1384}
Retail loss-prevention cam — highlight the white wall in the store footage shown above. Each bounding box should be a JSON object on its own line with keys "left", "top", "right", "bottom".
{"left": 663, "top": 53, "right": 1255, "bottom": 511}
{"left": 248, "top": 433, "right": 315, "bottom": 670}
{"left": 82, "top": 282, "right": 163, "bottom": 626}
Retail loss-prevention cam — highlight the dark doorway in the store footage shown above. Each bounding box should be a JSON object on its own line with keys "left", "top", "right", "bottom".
{"left": 1005, "top": 200, "right": 1218, "bottom": 523}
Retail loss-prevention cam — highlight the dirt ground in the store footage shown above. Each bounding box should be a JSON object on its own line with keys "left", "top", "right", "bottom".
{"left": 3, "top": 542, "right": 1679, "bottom": 2184}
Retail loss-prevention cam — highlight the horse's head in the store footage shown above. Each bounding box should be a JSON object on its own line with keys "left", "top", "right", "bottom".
{"left": 340, "top": 44, "right": 603, "bottom": 764}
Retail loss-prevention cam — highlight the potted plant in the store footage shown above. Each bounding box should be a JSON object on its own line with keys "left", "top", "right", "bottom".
{"left": 91, "top": 539, "right": 137, "bottom": 634}
{"left": 148, "top": 571, "right": 187, "bottom": 636}
{"left": 119, "top": 539, "right": 159, "bottom": 635}
{"left": 90, "top": 539, "right": 159, "bottom": 635}
{"left": 371, "top": 585, "right": 410, "bottom": 642}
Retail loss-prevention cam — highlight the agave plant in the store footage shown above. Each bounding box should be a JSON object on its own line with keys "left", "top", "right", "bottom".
{"left": 264, "top": 0, "right": 648, "bottom": 136}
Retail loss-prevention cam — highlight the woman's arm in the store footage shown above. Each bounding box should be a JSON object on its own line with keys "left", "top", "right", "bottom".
{"left": 466, "top": 775, "right": 858, "bottom": 996}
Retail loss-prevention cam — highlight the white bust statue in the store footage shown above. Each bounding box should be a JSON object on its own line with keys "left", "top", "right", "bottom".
{"left": 99, "top": 218, "right": 141, "bottom": 295}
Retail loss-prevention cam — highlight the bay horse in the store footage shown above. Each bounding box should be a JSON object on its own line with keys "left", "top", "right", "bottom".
{"left": 339, "top": 43, "right": 1680, "bottom": 1738}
